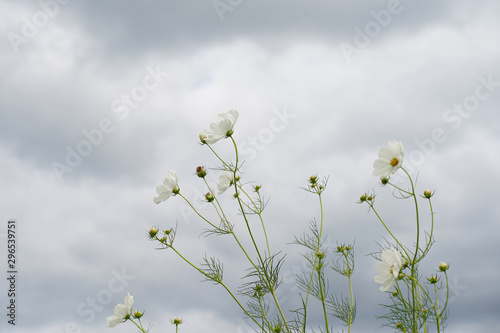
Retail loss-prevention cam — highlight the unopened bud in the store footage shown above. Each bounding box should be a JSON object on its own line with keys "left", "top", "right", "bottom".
{"left": 423, "top": 189, "right": 433, "bottom": 198}
{"left": 196, "top": 166, "right": 207, "bottom": 178}
{"left": 148, "top": 227, "right": 159, "bottom": 238}
{"left": 428, "top": 275, "right": 439, "bottom": 284}
{"left": 205, "top": 192, "right": 215, "bottom": 202}
{"left": 439, "top": 262, "right": 449, "bottom": 271}
{"left": 133, "top": 310, "right": 143, "bottom": 318}
{"left": 199, "top": 132, "right": 207, "bottom": 144}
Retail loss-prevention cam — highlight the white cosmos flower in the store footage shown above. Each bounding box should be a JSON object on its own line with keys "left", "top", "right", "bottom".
{"left": 374, "top": 248, "right": 405, "bottom": 292}
{"left": 373, "top": 140, "right": 404, "bottom": 178}
{"left": 106, "top": 292, "right": 134, "bottom": 327}
{"left": 154, "top": 170, "right": 179, "bottom": 204}
{"left": 217, "top": 171, "right": 234, "bottom": 194}
{"left": 203, "top": 110, "right": 239, "bottom": 144}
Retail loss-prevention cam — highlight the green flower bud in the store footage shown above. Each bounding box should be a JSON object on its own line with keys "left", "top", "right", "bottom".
{"left": 380, "top": 177, "right": 389, "bottom": 185}
{"left": 439, "top": 262, "right": 449, "bottom": 271}
{"left": 205, "top": 192, "right": 215, "bottom": 202}
{"left": 196, "top": 166, "right": 207, "bottom": 178}
{"left": 133, "top": 310, "right": 143, "bottom": 318}
{"left": 316, "top": 251, "right": 325, "bottom": 259}
{"left": 148, "top": 227, "right": 159, "bottom": 238}
{"left": 172, "top": 317, "right": 182, "bottom": 325}
{"left": 359, "top": 194, "right": 367, "bottom": 202}
{"left": 428, "top": 275, "right": 439, "bottom": 284}
{"left": 424, "top": 189, "right": 433, "bottom": 198}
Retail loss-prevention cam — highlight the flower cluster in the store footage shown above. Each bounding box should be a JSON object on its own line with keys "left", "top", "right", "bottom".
{"left": 107, "top": 115, "right": 452, "bottom": 333}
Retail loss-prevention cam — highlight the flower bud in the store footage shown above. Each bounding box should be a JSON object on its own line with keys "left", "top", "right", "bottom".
{"left": 199, "top": 132, "right": 207, "bottom": 144}
{"left": 205, "top": 192, "right": 215, "bottom": 202}
{"left": 367, "top": 195, "right": 373, "bottom": 201}
{"left": 196, "top": 166, "right": 207, "bottom": 178}
{"left": 380, "top": 177, "right": 389, "bottom": 185}
{"left": 423, "top": 189, "right": 433, "bottom": 198}
{"left": 172, "top": 317, "right": 183, "bottom": 325}
{"left": 309, "top": 175, "right": 318, "bottom": 184}
{"left": 392, "top": 290, "right": 398, "bottom": 297}
{"left": 164, "top": 229, "right": 172, "bottom": 235}
{"left": 439, "top": 262, "right": 449, "bottom": 271}
{"left": 359, "top": 194, "right": 367, "bottom": 202}
{"left": 315, "top": 251, "right": 325, "bottom": 259}
{"left": 148, "top": 227, "right": 159, "bottom": 238}
{"left": 254, "top": 185, "right": 261, "bottom": 192}
{"left": 428, "top": 275, "right": 439, "bottom": 284}
{"left": 133, "top": 310, "right": 143, "bottom": 318}
{"left": 337, "top": 245, "right": 345, "bottom": 252}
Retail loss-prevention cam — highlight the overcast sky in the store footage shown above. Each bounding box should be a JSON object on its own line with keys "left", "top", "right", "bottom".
{"left": 1, "top": 1, "right": 499, "bottom": 332}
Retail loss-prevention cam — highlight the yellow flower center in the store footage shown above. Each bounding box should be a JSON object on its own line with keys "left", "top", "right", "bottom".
{"left": 390, "top": 157, "right": 399, "bottom": 167}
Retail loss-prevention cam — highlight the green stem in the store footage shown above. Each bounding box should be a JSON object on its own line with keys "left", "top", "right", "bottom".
{"left": 128, "top": 317, "right": 147, "bottom": 333}
{"left": 367, "top": 203, "right": 410, "bottom": 260}
{"left": 302, "top": 191, "right": 325, "bottom": 332}
{"left": 317, "top": 260, "right": 330, "bottom": 333}
{"left": 417, "top": 198, "right": 435, "bottom": 263}
{"left": 230, "top": 136, "right": 289, "bottom": 331}
{"left": 169, "top": 245, "right": 266, "bottom": 331}
{"left": 178, "top": 193, "right": 220, "bottom": 230}
{"left": 345, "top": 252, "right": 354, "bottom": 332}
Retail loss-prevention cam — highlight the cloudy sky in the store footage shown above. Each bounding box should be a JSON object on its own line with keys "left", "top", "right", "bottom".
{"left": 1, "top": 0, "right": 499, "bottom": 332}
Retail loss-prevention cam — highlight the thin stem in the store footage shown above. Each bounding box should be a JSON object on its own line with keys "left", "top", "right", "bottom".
{"left": 169, "top": 245, "right": 266, "bottom": 331}
{"left": 178, "top": 193, "right": 220, "bottom": 230}
{"left": 417, "top": 197, "right": 435, "bottom": 263}
{"left": 128, "top": 318, "right": 148, "bottom": 333}
{"left": 317, "top": 260, "right": 330, "bottom": 333}
{"left": 344, "top": 252, "right": 354, "bottom": 332}
{"left": 302, "top": 191, "right": 325, "bottom": 332}
{"left": 367, "top": 203, "right": 410, "bottom": 260}
{"left": 205, "top": 142, "right": 231, "bottom": 170}
{"left": 230, "top": 135, "right": 289, "bottom": 331}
